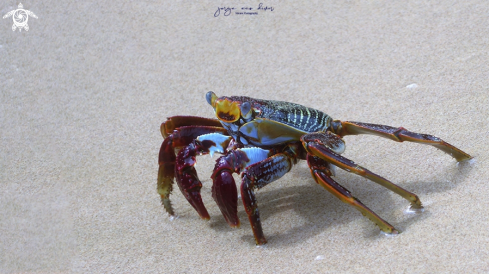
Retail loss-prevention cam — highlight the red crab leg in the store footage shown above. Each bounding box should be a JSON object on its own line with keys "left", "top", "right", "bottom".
{"left": 307, "top": 155, "right": 398, "bottom": 234}
{"left": 301, "top": 133, "right": 423, "bottom": 209}
{"left": 158, "top": 126, "right": 227, "bottom": 216}
{"left": 240, "top": 153, "right": 297, "bottom": 245}
{"left": 161, "top": 116, "right": 222, "bottom": 138}
{"left": 331, "top": 120, "right": 472, "bottom": 162}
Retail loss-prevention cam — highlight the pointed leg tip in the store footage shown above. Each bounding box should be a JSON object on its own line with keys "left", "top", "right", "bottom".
{"left": 222, "top": 214, "right": 240, "bottom": 228}
{"left": 457, "top": 156, "right": 475, "bottom": 165}
{"left": 456, "top": 155, "right": 473, "bottom": 162}
{"left": 381, "top": 229, "right": 400, "bottom": 237}
{"left": 161, "top": 199, "right": 175, "bottom": 216}
{"left": 225, "top": 218, "right": 240, "bottom": 228}
{"left": 407, "top": 204, "right": 425, "bottom": 213}
{"left": 197, "top": 210, "right": 211, "bottom": 220}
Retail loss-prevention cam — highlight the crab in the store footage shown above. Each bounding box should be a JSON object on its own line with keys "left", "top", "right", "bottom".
{"left": 157, "top": 91, "right": 472, "bottom": 245}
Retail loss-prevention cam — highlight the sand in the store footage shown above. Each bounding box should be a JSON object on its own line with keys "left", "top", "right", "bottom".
{"left": 1, "top": 1, "right": 488, "bottom": 273}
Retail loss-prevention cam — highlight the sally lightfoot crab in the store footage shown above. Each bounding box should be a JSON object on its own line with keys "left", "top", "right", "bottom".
{"left": 157, "top": 91, "right": 472, "bottom": 245}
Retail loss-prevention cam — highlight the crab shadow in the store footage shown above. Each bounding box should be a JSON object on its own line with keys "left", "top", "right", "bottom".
{"left": 404, "top": 157, "right": 475, "bottom": 194}
{"left": 207, "top": 181, "right": 353, "bottom": 247}
{"left": 205, "top": 157, "right": 474, "bottom": 247}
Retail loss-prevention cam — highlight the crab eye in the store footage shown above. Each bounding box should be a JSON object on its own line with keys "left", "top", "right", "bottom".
{"left": 206, "top": 91, "right": 218, "bottom": 107}
{"left": 240, "top": 102, "right": 252, "bottom": 119}
{"left": 215, "top": 98, "right": 240, "bottom": 123}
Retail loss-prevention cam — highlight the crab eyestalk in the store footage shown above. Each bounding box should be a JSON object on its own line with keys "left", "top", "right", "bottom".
{"left": 240, "top": 101, "right": 252, "bottom": 120}
{"left": 206, "top": 91, "right": 218, "bottom": 108}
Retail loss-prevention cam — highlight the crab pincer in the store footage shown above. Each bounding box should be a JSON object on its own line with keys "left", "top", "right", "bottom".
{"left": 174, "top": 141, "right": 211, "bottom": 220}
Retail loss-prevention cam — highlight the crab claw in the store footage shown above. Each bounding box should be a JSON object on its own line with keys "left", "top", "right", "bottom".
{"left": 211, "top": 148, "right": 273, "bottom": 229}
{"left": 175, "top": 141, "right": 210, "bottom": 220}
{"left": 212, "top": 169, "right": 240, "bottom": 227}
{"left": 175, "top": 169, "right": 210, "bottom": 220}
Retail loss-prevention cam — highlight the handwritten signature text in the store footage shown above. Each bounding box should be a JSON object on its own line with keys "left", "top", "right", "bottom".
{"left": 214, "top": 3, "right": 274, "bottom": 17}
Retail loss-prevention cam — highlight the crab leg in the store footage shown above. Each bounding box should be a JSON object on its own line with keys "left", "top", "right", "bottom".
{"left": 240, "top": 152, "right": 297, "bottom": 245}
{"left": 158, "top": 126, "right": 227, "bottom": 216}
{"left": 307, "top": 155, "right": 398, "bottom": 233}
{"left": 331, "top": 121, "right": 472, "bottom": 161}
{"left": 161, "top": 116, "right": 222, "bottom": 138}
{"left": 302, "top": 132, "right": 423, "bottom": 209}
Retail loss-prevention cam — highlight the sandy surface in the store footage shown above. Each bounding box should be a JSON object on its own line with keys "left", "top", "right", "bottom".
{"left": 1, "top": 1, "right": 488, "bottom": 273}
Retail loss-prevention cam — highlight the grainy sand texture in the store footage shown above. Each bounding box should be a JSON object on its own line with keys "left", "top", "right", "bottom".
{"left": 1, "top": 1, "right": 488, "bottom": 273}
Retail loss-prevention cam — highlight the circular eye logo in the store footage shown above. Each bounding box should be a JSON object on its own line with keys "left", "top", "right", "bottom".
{"left": 3, "top": 3, "right": 38, "bottom": 32}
